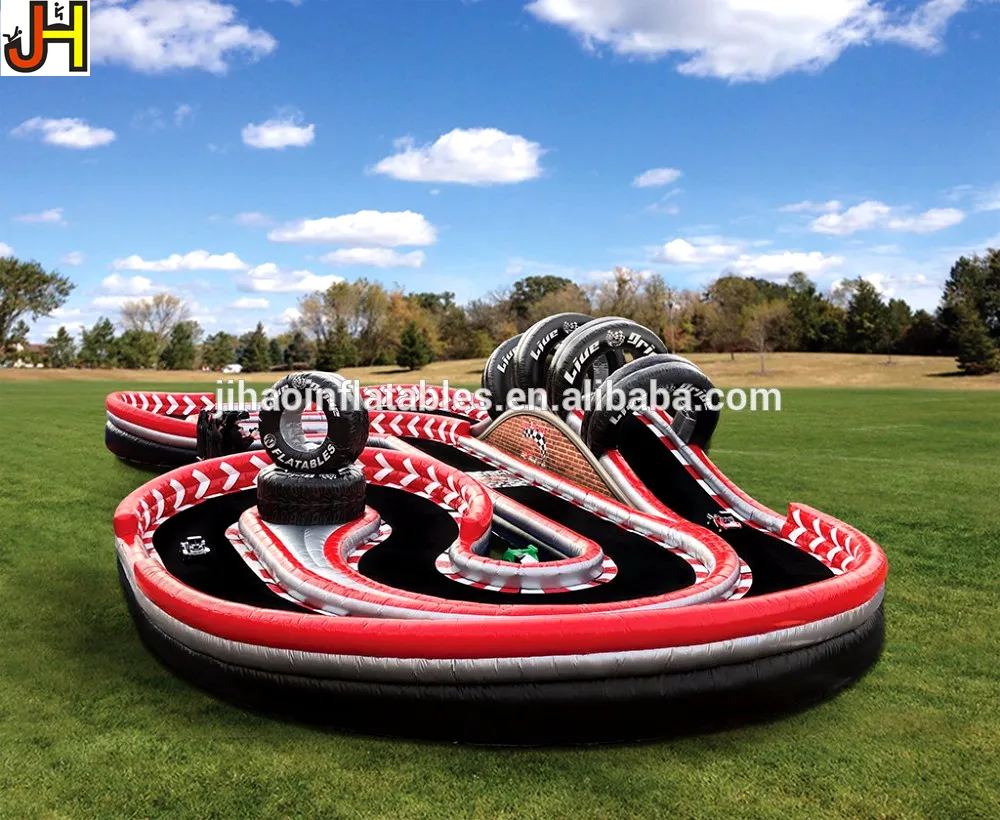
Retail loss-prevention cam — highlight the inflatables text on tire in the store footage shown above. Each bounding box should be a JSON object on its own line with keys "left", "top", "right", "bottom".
{"left": 258, "top": 372, "right": 368, "bottom": 473}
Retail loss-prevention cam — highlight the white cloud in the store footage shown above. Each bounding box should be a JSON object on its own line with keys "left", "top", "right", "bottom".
{"left": 885, "top": 207, "right": 965, "bottom": 233}
{"left": 100, "top": 273, "right": 162, "bottom": 294}
{"left": 526, "top": 0, "right": 968, "bottom": 81}
{"left": 93, "top": 274, "right": 166, "bottom": 308}
{"left": 11, "top": 117, "right": 116, "bottom": 149}
{"left": 234, "top": 211, "right": 273, "bottom": 227}
{"left": 15, "top": 208, "right": 66, "bottom": 225}
{"left": 0, "top": 243, "right": 13, "bottom": 256}
{"left": 779, "top": 199, "right": 842, "bottom": 214}
{"left": 92, "top": 0, "right": 277, "bottom": 74}
{"left": 50, "top": 307, "right": 84, "bottom": 318}
{"left": 242, "top": 263, "right": 345, "bottom": 294}
{"left": 727, "top": 251, "right": 844, "bottom": 280}
{"left": 319, "top": 248, "right": 426, "bottom": 268}
{"left": 652, "top": 237, "right": 742, "bottom": 265}
{"left": 633, "top": 168, "right": 682, "bottom": 188}
{"left": 61, "top": 251, "right": 86, "bottom": 266}
{"left": 111, "top": 250, "right": 249, "bottom": 272}
{"left": 974, "top": 185, "right": 1000, "bottom": 212}
{"left": 269, "top": 210, "right": 437, "bottom": 247}
{"left": 174, "top": 103, "right": 194, "bottom": 126}
{"left": 281, "top": 307, "right": 303, "bottom": 323}
{"left": 810, "top": 200, "right": 964, "bottom": 235}
{"left": 372, "top": 128, "right": 544, "bottom": 185}
{"left": 242, "top": 114, "right": 315, "bottom": 149}
{"left": 231, "top": 297, "right": 270, "bottom": 310}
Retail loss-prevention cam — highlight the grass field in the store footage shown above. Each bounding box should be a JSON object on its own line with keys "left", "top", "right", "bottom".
{"left": 2, "top": 378, "right": 999, "bottom": 818}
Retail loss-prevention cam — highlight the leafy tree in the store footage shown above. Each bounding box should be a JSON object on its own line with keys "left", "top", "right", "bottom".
{"left": 284, "top": 330, "right": 315, "bottom": 368}
{"left": 705, "top": 276, "right": 760, "bottom": 359}
{"left": 116, "top": 329, "right": 160, "bottom": 369}
{"left": 79, "top": 318, "right": 118, "bottom": 367}
{"left": 120, "top": 293, "right": 189, "bottom": 345}
{"left": 8, "top": 319, "right": 29, "bottom": 347}
{"left": 396, "top": 320, "right": 432, "bottom": 370}
{"left": 202, "top": 332, "right": 237, "bottom": 370}
{"left": 161, "top": 320, "right": 200, "bottom": 370}
{"left": 845, "top": 279, "right": 888, "bottom": 354}
{"left": 0, "top": 256, "right": 74, "bottom": 348}
{"left": 591, "top": 267, "right": 639, "bottom": 319}
{"left": 742, "top": 300, "right": 792, "bottom": 374}
{"left": 509, "top": 275, "right": 574, "bottom": 323}
{"left": 954, "top": 307, "right": 999, "bottom": 375}
{"left": 46, "top": 326, "right": 77, "bottom": 368}
{"left": 238, "top": 323, "right": 272, "bottom": 372}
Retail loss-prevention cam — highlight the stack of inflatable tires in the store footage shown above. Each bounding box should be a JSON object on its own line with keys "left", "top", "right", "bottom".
{"left": 255, "top": 373, "right": 369, "bottom": 526}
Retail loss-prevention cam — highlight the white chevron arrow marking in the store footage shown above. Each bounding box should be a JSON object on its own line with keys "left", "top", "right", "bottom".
{"left": 220, "top": 461, "right": 240, "bottom": 491}
{"left": 167, "top": 395, "right": 179, "bottom": 414}
{"left": 192, "top": 470, "right": 211, "bottom": 499}
{"left": 407, "top": 417, "right": 419, "bottom": 437}
{"left": 152, "top": 394, "right": 163, "bottom": 413}
{"left": 169, "top": 479, "right": 186, "bottom": 511}
{"left": 152, "top": 489, "right": 165, "bottom": 521}
{"left": 389, "top": 415, "right": 403, "bottom": 435}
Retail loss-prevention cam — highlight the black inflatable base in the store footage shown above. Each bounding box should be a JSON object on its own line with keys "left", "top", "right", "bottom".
{"left": 119, "top": 561, "right": 884, "bottom": 745}
{"left": 105, "top": 421, "right": 196, "bottom": 469}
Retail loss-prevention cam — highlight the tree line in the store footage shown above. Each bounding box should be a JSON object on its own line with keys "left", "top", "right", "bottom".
{"left": 1, "top": 249, "right": 998, "bottom": 374}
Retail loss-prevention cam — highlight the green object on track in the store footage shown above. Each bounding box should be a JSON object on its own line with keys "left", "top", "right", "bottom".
{"left": 502, "top": 545, "right": 539, "bottom": 564}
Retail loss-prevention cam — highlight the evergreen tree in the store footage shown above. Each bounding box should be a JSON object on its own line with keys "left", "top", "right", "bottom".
{"left": 845, "top": 279, "right": 888, "bottom": 353}
{"left": 316, "top": 319, "right": 358, "bottom": 371}
{"left": 238, "top": 323, "right": 272, "bottom": 372}
{"left": 79, "top": 318, "right": 117, "bottom": 368}
{"left": 116, "top": 329, "right": 160, "bottom": 369}
{"left": 45, "top": 326, "right": 77, "bottom": 368}
{"left": 396, "top": 320, "right": 432, "bottom": 370}
{"left": 285, "top": 330, "right": 315, "bottom": 368}
{"left": 202, "top": 332, "right": 237, "bottom": 370}
{"left": 901, "top": 310, "right": 941, "bottom": 356}
{"left": 268, "top": 338, "right": 284, "bottom": 368}
{"left": 954, "top": 307, "right": 999, "bottom": 375}
{"left": 160, "top": 320, "right": 200, "bottom": 370}
{"left": 884, "top": 299, "right": 913, "bottom": 363}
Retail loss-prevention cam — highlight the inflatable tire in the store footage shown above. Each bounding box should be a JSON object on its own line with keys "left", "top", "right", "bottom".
{"left": 481, "top": 334, "right": 522, "bottom": 419}
{"left": 546, "top": 318, "right": 668, "bottom": 413}
{"left": 258, "top": 372, "right": 368, "bottom": 474}
{"left": 257, "top": 464, "right": 367, "bottom": 526}
{"left": 511, "top": 313, "right": 595, "bottom": 391}
{"left": 585, "top": 358, "right": 720, "bottom": 454}
{"left": 105, "top": 421, "right": 194, "bottom": 468}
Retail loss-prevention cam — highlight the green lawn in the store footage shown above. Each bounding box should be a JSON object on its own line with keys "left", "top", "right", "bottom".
{"left": 1, "top": 381, "right": 998, "bottom": 818}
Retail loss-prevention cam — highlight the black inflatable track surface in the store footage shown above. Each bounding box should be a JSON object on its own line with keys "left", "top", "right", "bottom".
{"left": 399, "top": 437, "right": 496, "bottom": 472}
{"left": 153, "top": 490, "right": 309, "bottom": 613}
{"left": 614, "top": 416, "right": 833, "bottom": 595}
{"left": 361, "top": 484, "right": 696, "bottom": 605}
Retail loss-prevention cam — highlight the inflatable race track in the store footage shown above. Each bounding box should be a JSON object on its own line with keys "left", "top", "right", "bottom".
{"left": 108, "top": 315, "right": 887, "bottom": 743}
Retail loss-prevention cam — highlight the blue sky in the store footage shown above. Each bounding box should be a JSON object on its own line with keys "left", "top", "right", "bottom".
{"left": 3, "top": 0, "right": 1000, "bottom": 342}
